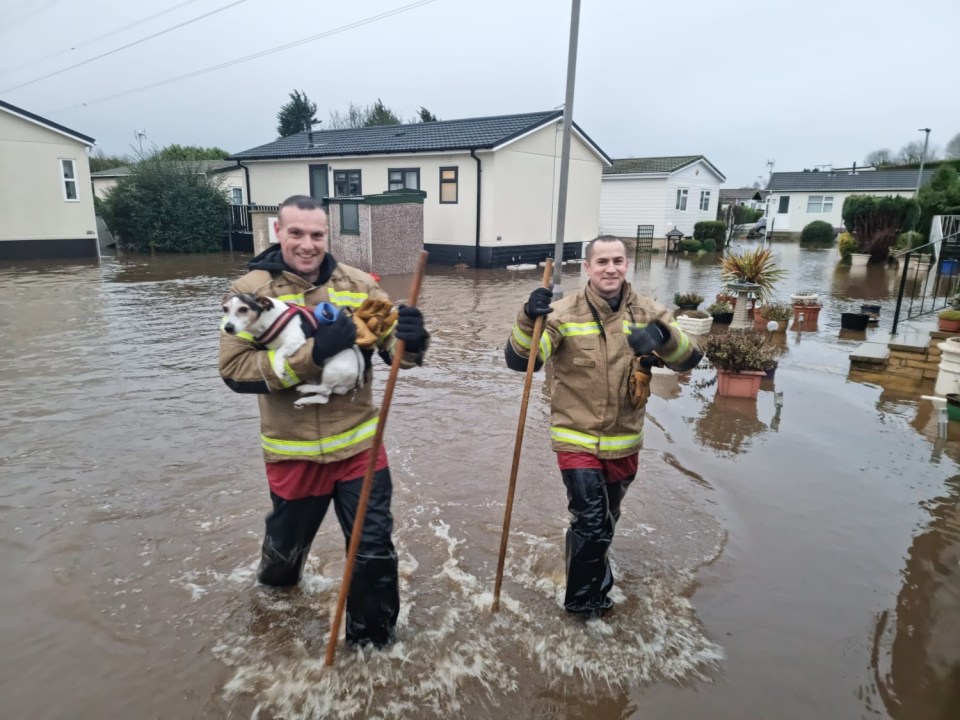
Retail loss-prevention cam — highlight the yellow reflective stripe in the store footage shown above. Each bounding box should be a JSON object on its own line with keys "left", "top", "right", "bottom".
{"left": 598, "top": 433, "right": 643, "bottom": 451}
{"left": 260, "top": 417, "right": 379, "bottom": 456}
{"left": 550, "top": 426, "right": 598, "bottom": 449}
{"left": 267, "top": 350, "right": 300, "bottom": 387}
{"left": 622, "top": 320, "right": 646, "bottom": 334}
{"left": 558, "top": 322, "right": 601, "bottom": 337}
{"left": 660, "top": 329, "right": 691, "bottom": 363}
{"left": 513, "top": 323, "right": 532, "bottom": 349}
{"left": 328, "top": 290, "right": 368, "bottom": 308}
{"left": 276, "top": 293, "right": 306, "bottom": 305}
{"left": 220, "top": 317, "right": 256, "bottom": 342}
{"left": 539, "top": 332, "right": 553, "bottom": 361}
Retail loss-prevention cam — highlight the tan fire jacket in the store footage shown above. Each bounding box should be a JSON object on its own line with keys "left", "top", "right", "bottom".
{"left": 509, "top": 281, "right": 700, "bottom": 459}
{"left": 219, "top": 262, "right": 416, "bottom": 464}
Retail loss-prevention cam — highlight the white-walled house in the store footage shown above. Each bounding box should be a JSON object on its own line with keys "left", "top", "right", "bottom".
{"left": 599, "top": 156, "right": 725, "bottom": 240}
{"left": 229, "top": 110, "right": 610, "bottom": 267}
{"left": 764, "top": 168, "right": 935, "bottom": 236}
{"left": 91, "top": 160, "right": 248, "bottom": 204}
{"left": 0, "top": 99, "right": 98, "bottom": 259}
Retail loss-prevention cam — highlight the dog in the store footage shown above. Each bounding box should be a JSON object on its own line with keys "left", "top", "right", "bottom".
{"left": 221, "top": 292, "right": 365, "bottom": 406}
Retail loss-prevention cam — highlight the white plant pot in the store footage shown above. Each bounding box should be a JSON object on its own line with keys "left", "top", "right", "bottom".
{"left": 676, "top": 315, "right": 713, "bottom": 335}
{"left": 850, "top": 253, "right": 871, "bottom": 267}
{"left": 935, "top": 337, "right": 960, "bottom": 396}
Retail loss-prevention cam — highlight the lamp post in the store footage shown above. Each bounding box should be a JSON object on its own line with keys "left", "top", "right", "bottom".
{"left": 915, "top": 128, "right": 931, "bottom": 194}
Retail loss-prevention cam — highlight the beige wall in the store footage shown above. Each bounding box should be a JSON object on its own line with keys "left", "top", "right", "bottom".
{"left": 0, "top": 110, "right": 96, "bottom": 243}
{"left": 92, "top": 176, "right": 119, "bottom": 200}
{"left": 486, "top": 123, "right": 603, "bottom": 248}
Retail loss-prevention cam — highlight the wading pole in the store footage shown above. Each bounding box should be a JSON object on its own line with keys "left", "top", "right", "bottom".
{"left": 324, "top": 250, "right": 428, "bottom": 666}
{"left": 492, "top": 258, "right": 553, "bottom": 613}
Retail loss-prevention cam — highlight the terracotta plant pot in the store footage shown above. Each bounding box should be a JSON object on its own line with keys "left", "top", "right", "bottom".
{"left": 716, "top": 370, "right": 765, "bottom": 399}
{"left": 793, "top": 305, "right": 821, "bottom": 323}
{"left": 939, "top": 318, "right": 960, "bottom": 333}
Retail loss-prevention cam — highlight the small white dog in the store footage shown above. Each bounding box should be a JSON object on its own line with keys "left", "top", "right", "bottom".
{"left": 221, "top": 292, "right": 365, "bottom": 406}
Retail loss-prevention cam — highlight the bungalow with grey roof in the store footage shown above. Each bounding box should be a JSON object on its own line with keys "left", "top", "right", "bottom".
{"left": 228, "top": 110, "right": 611, "bottom": 267}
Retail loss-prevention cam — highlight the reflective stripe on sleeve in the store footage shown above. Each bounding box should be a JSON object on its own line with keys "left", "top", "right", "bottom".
{"left": 512, "top": 323, "right": 532, "bottom": 349}
{"left": 266, "top": 350, "right": 300, "bottom": 388}
{"left": 660, "top": 326, "right": 691, "bottom": 363}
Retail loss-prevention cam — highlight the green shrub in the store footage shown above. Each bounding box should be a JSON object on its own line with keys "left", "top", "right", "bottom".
{"left": 733, "top": 206, "right": 764, "bottom": 225}
{"left": 100, "top": 154, "right": 230, "bottom": 252}
{"left": 801, "top": 220, "right": 836, "bottom": 244}
{"left": 708, "top": 301, "right": 732, "bottom": 314}
{"left": 701, "top": 238, "right": 717, "bottom": 252}
{"left": 837, "top": 232, "right": 859, "bottom": 259}
{"left": 758, "top": 301, "right": 793, "bottom": 321}
{"left": 938, "top": 309, "right": 960, "bottom": 321}
{"left": 693, "top": 221, "right": 726, "bottom": 244}
{"left": 841, "top": 194, "right": 918, "bottom": 260}
{"left": 895, "top": 230, "right": 930, "bottom": 255}
{"left": 674, "top": 292, "right": 705, "bottom": 307}
{"left": 701, "top": 331, "right": 777, "bottom": 372}
{"left": 679, "top": 238, "right": 702, "bottom": 252}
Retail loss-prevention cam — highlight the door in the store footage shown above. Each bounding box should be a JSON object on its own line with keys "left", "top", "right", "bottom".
{"left": 308, "top": 164, "right": 329, "bottom": 205}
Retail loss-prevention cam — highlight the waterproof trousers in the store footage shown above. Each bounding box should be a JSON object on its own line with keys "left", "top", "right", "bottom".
{"left": 257, "top": 467, "right": 400, "bottom": 647}
{"left": 561, "top": 467, "right": 634, "bottom": 616}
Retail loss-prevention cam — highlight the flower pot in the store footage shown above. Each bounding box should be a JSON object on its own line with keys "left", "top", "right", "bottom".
{"left": 850, "top": 253, "right": 870, "bottom": 267}
{"left": 841, "top": 312, "right": 870, "bottom": 330}
{"left": 793, "top": 305, "right": 821, "bottom": 324}
{"left": 716, "top": 370, "right": 765, "bottom": 399}
{"left": 790, "top": 293, "right": 819, "bottom": 305}
{"left": 939, "top": 317, "right": 960, "bottom": 333}
{"left": 860, "top": 304, "right": 881, "bottom": 323}
{"left": 711, "top": 311, "right": 734, "bottom": 325}
{"left": 754, "top": 314, "right": 788, "bottom": 332}
{"left": 677, "top": 303, "right": 700, "bottom": 311}
{"left": 676, "top": 315, "right": 713, "bottom": 335}
{"left": 947, "top": 394, "right": 960, "bottom": 422}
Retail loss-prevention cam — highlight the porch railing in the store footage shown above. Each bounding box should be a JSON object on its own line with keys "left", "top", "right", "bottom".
{"left": 891, "top": 215, "right": 960, "bottom": 333}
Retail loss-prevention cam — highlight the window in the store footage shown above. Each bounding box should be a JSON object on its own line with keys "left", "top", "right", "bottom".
{"left": 806, "top": 195, "right": 834, "bottom": 213}
{"left": 230, "top": 187, "right": 243, "bottom": 205}
{"left": 778, "top": 196, "right": 790, "bottom": 213}
{"left": 440, "top": 166, "right": 458, "bottom": 204}
{"left": 699, "top": 190, "right": 710, "bottom": 211}
{"left": 340, "top": 202, "right": 360, "bottom": 234}
{"left": 388, "top": 168, "right": 420, "bottom": 191}
{"left": 675, "top": 188, "right": 688, "bottom": 211}
{"left": 60, "top": 159, "right": 78, "bottom": 201}
{"left": 333, "top": 170, "right": 362, "bottom": 197}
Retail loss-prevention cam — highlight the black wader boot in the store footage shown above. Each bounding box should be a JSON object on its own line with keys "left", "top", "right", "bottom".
{"left": 562, "top": 467, "right": 617, "bottom": 616}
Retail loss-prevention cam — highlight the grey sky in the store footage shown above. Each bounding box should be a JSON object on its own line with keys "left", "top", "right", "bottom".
{"left": 2, "top": 0, "right": 957, "bottom": 186}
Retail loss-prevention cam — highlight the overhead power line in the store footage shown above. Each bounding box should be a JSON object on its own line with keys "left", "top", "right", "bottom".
{"left": 50, "top": 0, "right": 436, "bottom": 113}
{"left": 0, "top": 0, "right": 206, "bottom": 78}
{"left": 1, "top": 0, "right": 249, "bottom": 94}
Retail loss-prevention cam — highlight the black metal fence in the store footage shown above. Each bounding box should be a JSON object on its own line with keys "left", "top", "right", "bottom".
{"left": 891, "top": 216, "right": 960, "bottom": 333}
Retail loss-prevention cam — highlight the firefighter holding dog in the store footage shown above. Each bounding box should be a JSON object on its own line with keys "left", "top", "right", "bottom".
{"left": 504, "top": 235, "right": 701, "bottom": 617}
{"left": 219, "top": 194, "right": 428, "bottom": 648}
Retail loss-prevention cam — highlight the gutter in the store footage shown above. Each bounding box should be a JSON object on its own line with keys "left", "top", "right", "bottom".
{"left": 236, "top": 160, "right": 252, "bottom": 203}
{"left": 471, "top": 148, "right": 481, "bottom": 268}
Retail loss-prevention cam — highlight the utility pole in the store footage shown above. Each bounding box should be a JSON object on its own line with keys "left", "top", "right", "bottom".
{"left": 551, "top": 0, "right": 581, "bottom": 300}
{"left": 135, "top": 128, "right": 147, "bottom": 155}
{"left": 915, "top": 127, "right": 931, "bottom": 195}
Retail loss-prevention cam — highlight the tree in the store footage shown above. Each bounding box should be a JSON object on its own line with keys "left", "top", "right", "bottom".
{"left": 865, "top": 148, "right": 894, "bottom": 167}
{"left": 89, "top": 149, "right": 131, "bottom": 172}
{"left": 153, "top": 144, "right": 229, "bottom": 161}
{"left": 328, "top": 99, "right": 403, "bottom": 129}
{"left": 898, "top": 140, "right": 938, "bottom": 165}
{"left": 100, "top": 153, "right": 230, "bottom": 253}
{"left": 946, "top": 133, "right": 960, "bottom": 159}
{"left": 365, "top": 98, "right": 401, "bottom": 126}
{"left": 416, "top": 106, "right": 438, "bottom": 122}
{"left": 276, "top": 89, "right": 318, "bottom": 138}
{"left": 916, "top": 166, "right": 960, "bottom": 236}
{"left": 841, "top": 195, "right": 919, "bottom": 261}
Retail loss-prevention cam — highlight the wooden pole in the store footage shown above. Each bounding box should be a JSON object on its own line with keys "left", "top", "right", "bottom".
{"left": 492, "top": 259, "right": 553, "bottom": 613}
{"left": 324, "top": 250, "right": 428, "bottom": 666}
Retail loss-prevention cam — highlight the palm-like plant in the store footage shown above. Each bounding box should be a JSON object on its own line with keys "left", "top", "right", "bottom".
{"left": 720, "top": 247, "right": 787, "bottom": 301}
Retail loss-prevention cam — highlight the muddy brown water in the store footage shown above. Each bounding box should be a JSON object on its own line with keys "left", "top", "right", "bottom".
{"left": 1, "top": 243, "right": 958, "bottom": 719}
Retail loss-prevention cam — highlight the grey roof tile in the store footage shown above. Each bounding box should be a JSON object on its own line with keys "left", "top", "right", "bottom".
{"left": 603, "top": 155, "right": 701, "bottom": 175}
{"left": 768, "top": 169, "right": 935, "bottom": 192}
{"left": 228, "top": 110, "right": 610, "bottom": 161}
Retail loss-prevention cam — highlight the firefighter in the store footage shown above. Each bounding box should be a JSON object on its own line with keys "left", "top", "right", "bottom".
{"left": 505, "top": 236, "right": 701, "bottom": 617}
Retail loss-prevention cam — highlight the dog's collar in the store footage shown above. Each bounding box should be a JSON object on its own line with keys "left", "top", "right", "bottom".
{"left": 256, "top": 304, "right": 317, "bottom": 346}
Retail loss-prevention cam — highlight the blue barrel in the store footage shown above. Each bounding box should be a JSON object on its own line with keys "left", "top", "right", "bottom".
{"left": 941, "top": 258, "right": 959, "bottom": 276}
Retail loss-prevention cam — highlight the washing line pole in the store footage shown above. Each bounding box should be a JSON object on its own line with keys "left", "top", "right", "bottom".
{"left": 551, "top": 0, "right": 581, "bottom": 300}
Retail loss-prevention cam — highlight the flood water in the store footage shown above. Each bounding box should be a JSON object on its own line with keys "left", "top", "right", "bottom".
{"left": 1, "top": 242, "right": 958, "bottom": 719}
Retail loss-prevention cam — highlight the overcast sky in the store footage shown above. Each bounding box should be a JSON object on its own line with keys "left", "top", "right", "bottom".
{"left": 2, "top": 0, "right": 957, "bottom": 186}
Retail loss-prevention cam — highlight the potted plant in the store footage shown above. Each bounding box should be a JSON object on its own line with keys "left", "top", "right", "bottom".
{"left": 674, "top": 292, "right": 705, "bottom": 310}
{"left": 790, "top": 290, "right": 822, "bottom": 323}
{"left": 938, "top": 309, "right": 960, "bottom": 333}
{"left": 708, "top": 301, "right": 734, "bottom": 325}
{"left": 701, "top": 331, "right": 777, "bottom": 399}
{"left": 715, "top": 292, "right": 737, "bottom": 308}
{"left": 720, "top": 247, "right": 788, "bottom": 301}
{"left": 860, "top": 303, "right": 881, "bottom": 323}
{"left": 754, "top": 301, "right": 793, "bottom": 332}
{"left": 675, "top": 308, "right": 713, "bottom": 335}
{"left": 840, "top": 310, "right": 871, "bottom": 330}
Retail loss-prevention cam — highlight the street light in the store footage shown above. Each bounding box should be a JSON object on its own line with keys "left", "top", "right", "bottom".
{"left": 915, "top": 127, "right": 931, "bottom": 195}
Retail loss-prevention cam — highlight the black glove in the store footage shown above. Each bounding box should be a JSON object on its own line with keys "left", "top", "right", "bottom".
{"left": 396, "top": 305, "right": 428, "bottom": 354}
{"left": 628, "top": 322, "right": 669, "bottom": 356}
{"left": 311, "top": 308, "right": 357, "bottom": 364}
{"left": 525, "top": 287, "right": 553, "bottom": 318}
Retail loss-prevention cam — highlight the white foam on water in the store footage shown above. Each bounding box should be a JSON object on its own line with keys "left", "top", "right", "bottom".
{"left": 203, "top": 516, "right": 722, "bottom": 718}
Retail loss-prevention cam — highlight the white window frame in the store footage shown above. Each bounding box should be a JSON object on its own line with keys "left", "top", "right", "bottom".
{"left": 60, "top": 159, "right": 79, "bottom": 202}
{"left": 806, "top": 195, "right": 834, "bottom": 213}
{"left": 699, "top": 190, "right": 710, "bottom": 212}
{"left": 675, "top": 188, "right": 688, "bottom": 211}
{"left": 230, "top": 187, "right": 243, "bottom": 205}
